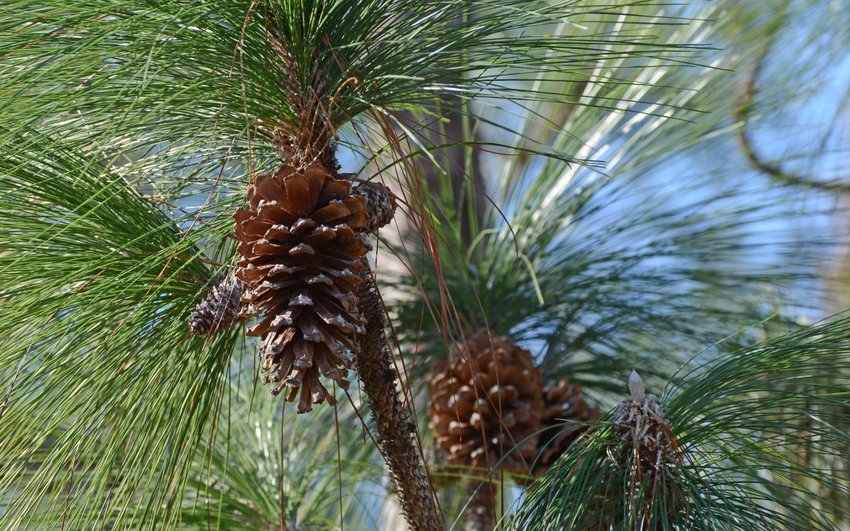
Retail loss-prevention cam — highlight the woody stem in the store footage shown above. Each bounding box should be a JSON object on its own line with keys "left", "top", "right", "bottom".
{"left": 354, "top": 263, "right": 443, "bottom": 530}
{"left": 464, "top": 480, "right": 496, "bottom": 531}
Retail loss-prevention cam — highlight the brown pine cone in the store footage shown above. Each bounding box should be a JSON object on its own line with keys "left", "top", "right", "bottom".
{"left": 234, "top": 163, "right": 370, "bottom": 413}
{"left": 352, "top": 181, "right": 396, "bottom": 233}
{"left": 530, "top": 379, "right": 599, "bottom": 478}
{"left": 188, "top": 274, "right": 246, "bottom": 336}
{"left": 428, "top": 332, "right": 544, "bottom": 476}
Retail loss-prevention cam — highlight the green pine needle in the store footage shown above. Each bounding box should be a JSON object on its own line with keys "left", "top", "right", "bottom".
{"left": 514, "top": 315, "right": 850, "bottom": 529}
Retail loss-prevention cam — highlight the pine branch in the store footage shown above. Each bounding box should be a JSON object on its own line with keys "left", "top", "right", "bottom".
{"left": 732, "top": 4, "right": 850, "bottom": 193}
{"left": 355, "top": 266, "right": 442, "bottom": 530}
{"left": 464, "top": 481, "right": 496, "bottom": 531}
{"left": 513, "top": 315, "right": 850, "bottom": 529}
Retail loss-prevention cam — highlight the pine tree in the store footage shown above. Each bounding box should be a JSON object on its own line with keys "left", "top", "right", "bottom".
{"left": 1, "top": 1, "right": 849, "bottom": 530}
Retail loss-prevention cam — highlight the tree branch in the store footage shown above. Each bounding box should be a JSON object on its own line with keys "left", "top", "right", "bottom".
{"left": 355, "top": 263, "right": 443, "bottom": 530}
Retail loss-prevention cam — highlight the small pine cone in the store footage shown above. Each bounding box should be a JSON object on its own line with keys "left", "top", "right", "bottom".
{"left": 428, "top": 332, "right": 545, "bottom": 476}
{"left": 528, "top": 379, "right": 600, "bottom": 478}
{"left": 188, "top": 275, "right": 245, "bottom": 336}
{"left": 614, "top": 371, "right": 679, "bottom": 473}
{"left": 234, "top": 163, "right": 371, "bottom": 413}
{"left": 614, "top": 371, "right": 685, "bottom": 523}
{"left": 352, "top": 181, "right": 396, "bottom": 233}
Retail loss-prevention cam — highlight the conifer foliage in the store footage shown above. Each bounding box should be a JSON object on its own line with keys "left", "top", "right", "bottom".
{"left": 1, "top": 1, "right": 849, "bottom": 530}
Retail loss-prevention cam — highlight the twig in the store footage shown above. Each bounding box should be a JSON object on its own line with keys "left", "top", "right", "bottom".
{"left": 733, "top": 12, "right": 850, "bottom": 193}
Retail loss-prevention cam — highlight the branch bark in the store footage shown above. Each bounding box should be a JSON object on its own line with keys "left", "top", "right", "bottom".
{"left": 355, "top": 264, "right": 443, "bottom": 530}
{"left": 733, "top": 5, "right": 850, "bottom": 193}
{"left": 464, "top": 481, "right": 496, "bottom": 531}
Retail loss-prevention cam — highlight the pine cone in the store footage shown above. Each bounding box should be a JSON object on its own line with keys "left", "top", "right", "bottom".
{"left": 188, "top": 275, "right": 246, "bottom": 336}
{"left": 613, "top": 371, "right": 685, "bottom": 524}
{"left": 352, "top": 181, "right": 396, "bottom": 232}
{"left": 234, "top": 163, "right": 370, "bottom": 413}
{"left": 530, "top": 379, "right": 599, "bottom": 477}
{"left": 428, "top": 333, "right": 544, "bottom": 476}
{"left": 614, "top": 371, "right": 679, "bottom": 474}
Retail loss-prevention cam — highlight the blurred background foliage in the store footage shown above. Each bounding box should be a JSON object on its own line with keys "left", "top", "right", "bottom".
{"left": 1, "top": 0, "right": 849, "bottom": 528}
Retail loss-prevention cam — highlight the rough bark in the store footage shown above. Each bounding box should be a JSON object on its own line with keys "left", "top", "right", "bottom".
{"left": 355, "top": 266, "right": 443, "bottom": 530}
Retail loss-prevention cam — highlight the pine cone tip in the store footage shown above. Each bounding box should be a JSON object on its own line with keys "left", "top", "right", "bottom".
{"left": 352, "top": 181, "right": 396, "bottom": 233}
{"left": 628, "top": 370, "right": 646, "bottom": 401}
